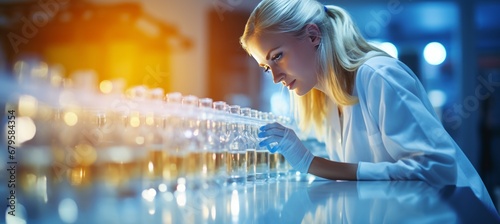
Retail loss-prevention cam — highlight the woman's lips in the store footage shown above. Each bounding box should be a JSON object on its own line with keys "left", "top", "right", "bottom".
{"left": 287, "top": 80, "right": 296, "bottom": 90}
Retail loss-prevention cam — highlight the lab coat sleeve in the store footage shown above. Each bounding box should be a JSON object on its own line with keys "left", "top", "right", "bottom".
{"left": 355, "top": 61, "right": 457, "bottom": 186}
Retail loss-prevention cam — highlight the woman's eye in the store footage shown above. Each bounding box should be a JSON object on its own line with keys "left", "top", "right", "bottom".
{"left": 271, "top": 53, "right": 282, "bottom": 62}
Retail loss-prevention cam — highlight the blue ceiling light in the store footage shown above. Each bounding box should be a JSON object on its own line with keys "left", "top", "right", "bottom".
{"left": 423, "top": 42, "right": 447, "bottom": 65}
{"left": 371, "top": 41, "right": 398, "bottom": 59}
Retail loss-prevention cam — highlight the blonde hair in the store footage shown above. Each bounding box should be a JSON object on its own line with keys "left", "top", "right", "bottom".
{"left": 240, "top": 0, "right": 389, "bottom": 138}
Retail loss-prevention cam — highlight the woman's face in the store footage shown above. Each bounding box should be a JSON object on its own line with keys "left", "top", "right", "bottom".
{"left": 246, "top": 26, "right": 321, "bottom": 96}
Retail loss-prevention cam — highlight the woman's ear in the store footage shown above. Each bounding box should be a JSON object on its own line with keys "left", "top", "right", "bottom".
{"left": 305, "top": 24, "right": 321, "bottom": 46}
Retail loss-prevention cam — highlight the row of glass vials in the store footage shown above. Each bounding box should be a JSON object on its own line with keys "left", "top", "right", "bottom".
{"left": 11, "top": 85, "right": 301, "bottom": 197}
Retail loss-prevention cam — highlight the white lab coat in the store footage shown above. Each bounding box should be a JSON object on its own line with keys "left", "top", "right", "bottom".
{"left": 323, "top": 55, "right": 496, "bottom": 213}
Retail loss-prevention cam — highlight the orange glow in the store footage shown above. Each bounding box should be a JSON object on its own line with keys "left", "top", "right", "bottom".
{"left": 11, "top": 2, "right": 180, "bottom": 92}
{"left": 100, "top": 80, "right": 113, "bottom": 94}
{"left": 107, "top": 41, "right": 137, "bottom": 82}
{"left": 63, "top": 111, "right": 78, "bottom": 126}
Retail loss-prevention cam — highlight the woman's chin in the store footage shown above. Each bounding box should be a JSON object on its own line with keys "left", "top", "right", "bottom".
{"left": 294, "top": 89, "right": 307, "bottom": 96}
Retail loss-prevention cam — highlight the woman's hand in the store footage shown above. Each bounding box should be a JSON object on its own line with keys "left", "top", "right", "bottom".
{"left": 258, "top": 122, "right": 314, "bottom": 173}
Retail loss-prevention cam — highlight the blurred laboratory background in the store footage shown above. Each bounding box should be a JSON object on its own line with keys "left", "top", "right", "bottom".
{"left": 0, "top": 0, "right": 499, "bottom": 212}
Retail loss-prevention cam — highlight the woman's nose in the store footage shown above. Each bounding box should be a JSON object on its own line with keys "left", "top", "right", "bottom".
{"left": 272, "top": 74, "right": 281, "bottom": 84}
{"left": 271, "top": 68, "right": 283, "bottom": 84}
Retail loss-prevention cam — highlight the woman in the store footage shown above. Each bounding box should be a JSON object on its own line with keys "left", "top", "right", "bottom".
{"left": 240, "top": 0, "right": 496, "bottom": 213}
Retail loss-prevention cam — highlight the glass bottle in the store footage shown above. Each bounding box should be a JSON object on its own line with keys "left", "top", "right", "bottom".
{"left": 181, "top": 95, "right": 205, "bottom": 188}
{"left": 226, "top": 105, "right": 248, "bottom": 185}
{"left": 122, "top": 110, "right": 149, "bottom": 188}
{"left": 163, "top": 92, "right": 187, "bottom": 189}
{"left": 213, "top": 101, "right": 229, "bottom": 184}
{"left": 241, "top": 107, "right": 257, "bottom": 182}
{"left": 253, "top": 109, "right": 269, "bottom": 182}
{"left": 198, "top": 98, "right": 219, "bottom": 181}
{"left": 143, "top": 89, "right": 167, "bottom": 190}
{"left": 93, "top": 109, "right": 143, "bottom": 195}
{"left": 268, "top": 113, "right": 288, "bottom": 180}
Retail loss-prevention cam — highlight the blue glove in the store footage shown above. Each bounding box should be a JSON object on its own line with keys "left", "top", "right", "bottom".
{"left": 258, "top": 122, "right": 314, "bottom": 173}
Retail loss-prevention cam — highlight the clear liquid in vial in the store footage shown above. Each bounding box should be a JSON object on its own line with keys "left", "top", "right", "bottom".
{"left": 247, "top": 149, "right": 256, "bottom": 182}
{"left": 205, "top": 151, "right": 227, "bottom": 177}
{"left": 255, "top": 149, "right": 270, "bottom": 181}
{"left": 226, "top": 151, "right": 247, "bottom": 184}
{"left": 162, "top": 152, "right": 187, "bottom": 182}
{"left": 145, "top": 149, "right": 165, "bottom": 179}
{"left": 210, "top": 151, "right": 228, "bottom": 184}
{"left": 274, "top": 153, "right": 288, "bottom": 179}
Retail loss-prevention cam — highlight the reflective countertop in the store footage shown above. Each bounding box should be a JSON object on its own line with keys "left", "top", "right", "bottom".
{"left": 5, "top": 175, "right": 500, "bottom": 224}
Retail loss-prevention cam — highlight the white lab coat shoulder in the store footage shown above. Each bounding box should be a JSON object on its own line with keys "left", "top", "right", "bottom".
{"left": 347, "top": 55, "right": 495, "bottom": 213}
{"left": 354, "top": 55, "right": 458, "bottom": 186}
